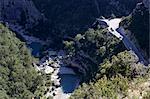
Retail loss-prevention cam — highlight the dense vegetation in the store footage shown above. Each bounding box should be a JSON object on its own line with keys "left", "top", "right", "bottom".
{"left": 0, "top": 23, "right": 46, "bottom": 98}
{"left": 63, "top": 24, "right": 126, "bottom": 81}
{"left": 30, "top": 0, "right": 139, "bottom": 48}
{"left": 0, "top": 0, "right": 149, "bottom": 98}
{"left": 70, "top": 51, "right": 150, "bottom": 99}
{"left": 71, "top": 74, "right": 150, "bottom": 99}
{"left": 61, "top": 5, "right": 150, "bottom": 97}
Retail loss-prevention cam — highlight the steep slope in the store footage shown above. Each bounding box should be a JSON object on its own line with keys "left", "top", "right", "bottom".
{"left": 0, "top": 23, "right": 46, "bottom": 98}
{"left": 63, "top": 24, "right": 126, "bottom": 81}
{"left": 70, "top": 51, "right": 150, "bottom": 99}
{"left": 121, "top": 0, "right": 149, "bottom": 61}
{"left": 58, "top": 1, "right": 150, "bottom": 98}
{"left": 30, "top": 0, "right": 140, "bottom": 47}
{"left": 0, "top": 0, "right": 44, "bottom": 29}
{"left": 0, "top": 0, "right": 141, "bottom": 49}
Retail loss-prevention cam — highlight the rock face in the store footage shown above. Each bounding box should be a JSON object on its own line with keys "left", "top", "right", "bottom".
{"left": 120, "top": 0, "right": 149, "bottom": 62}
{"left": 24, "top": 0, "right": 140, "bottom": 42}
{"left": 0, "top": 0, "right": 44, "bottom": 29}
{"left": 143, "top": 0, "right": 149, "bottom": 8}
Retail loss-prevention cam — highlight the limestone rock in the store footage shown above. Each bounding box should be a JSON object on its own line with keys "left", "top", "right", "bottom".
{"left": 44, "top": 66, "right": 54, "bottom": 74}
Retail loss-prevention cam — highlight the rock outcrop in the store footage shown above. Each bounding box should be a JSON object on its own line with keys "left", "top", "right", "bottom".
{"left": 143, "top": 0, "right": 149, "bottom": 8}
{"left": 35, "top": 50, "right": 80, "bottom": 99}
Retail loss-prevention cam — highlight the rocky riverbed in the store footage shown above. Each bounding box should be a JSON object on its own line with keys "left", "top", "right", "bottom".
{"left": 35, "top": 50, "right": 80, "bottom": 99}
{"left": 1, "top": 19, "right": 81, "bottom": 99}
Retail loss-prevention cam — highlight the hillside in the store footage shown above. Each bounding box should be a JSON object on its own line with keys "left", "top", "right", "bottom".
{"left": 30, "top": 0, "right": 140, "bottom": 46}
{"left": 0, "top": 0, "right": 149, "bottom": 99}
{"left": 121, "top": 1, "right": 149, "bottom": 61}
{"left": 0, "top": 0, "right": 141, "bottom": 48}
{"left": 70, "top": 50, "right": 150, "bottom": 99}
{"left": 0, "top": 0, "right": 43, "bottom": 29}
{"left": 0, "top": 23, "right": 46, "bottom": 98}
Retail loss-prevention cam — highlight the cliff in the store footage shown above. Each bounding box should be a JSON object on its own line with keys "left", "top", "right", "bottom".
{"left": 0, "top": 0, "right": 44, "bottom": 29}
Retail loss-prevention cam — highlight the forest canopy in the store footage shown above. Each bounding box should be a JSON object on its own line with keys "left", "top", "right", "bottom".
{"left": 0, "top": 23, "right": 45, "bottom": 98}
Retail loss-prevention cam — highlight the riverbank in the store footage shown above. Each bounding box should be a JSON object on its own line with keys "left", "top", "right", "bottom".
{"left": 35, "top": 50, "right": 80, "bottom": 99}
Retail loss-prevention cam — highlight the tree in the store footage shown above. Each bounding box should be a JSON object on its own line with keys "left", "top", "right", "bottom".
{"left": 0, "top": 23, "right": 45, "bottom": 98}
{"left": 0, "top": 90, "right": 9, "bottom": 99}
{"left": 96, "top": 50, "right": 146, "bottom": 79}
{"left": 64, "top": 27, "right": 124, "bottom": 81}
{"left": 70, "top": 75, "right": 129, "bottom": 99}
{"left": 63, "top": 41, "right": 75, "bottom": 54}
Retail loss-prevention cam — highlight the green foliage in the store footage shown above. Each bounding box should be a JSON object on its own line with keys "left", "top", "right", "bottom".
{"left": 70, "top": 49, "right": 149, "bottom": 99}
{"left": 120, "top": 15, "right": 132, "bottom": 28}
{"left": 80, "top": 28, "right": 122, "bottom": 59}
{"left": 96, "top": 51, "right": 146, "bottom": 79}
{"left": 0, "top": 23, "right": 45, "bottom": 98}
{"left": 75, "top": 34, "right": 84, "bottom": 42}
{"left": 63, "top": 41, "right": 75, "bottom": 55}
{"left": 70, "top": 75, "right": 129, "bottom": 99}
{"left": 30, "top": 0, "right": 139, "bottom": 48}
{"left": 65, "top": 27, "right": 123, "bottom": 60}
{"left": 143, "top": 91, "right": 150, "bottom": 99}
{"left": 96, "top": 46, "right": 106, "bottom": 56}
{"left": 0, "top": 89, "right": 9, "bottom": 99}
{"left": 64, "top": 27, "right": 125, "bottom": 81}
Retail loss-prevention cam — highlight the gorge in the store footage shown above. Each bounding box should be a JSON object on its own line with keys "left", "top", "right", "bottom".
{"left": 0, "top": 0, "right": 149, "bottom": 99}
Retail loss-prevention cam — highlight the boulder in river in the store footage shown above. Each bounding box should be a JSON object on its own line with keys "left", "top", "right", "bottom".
{"left": 44, "top": 66, "right": 54, "bottom": 74}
